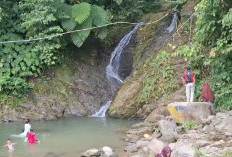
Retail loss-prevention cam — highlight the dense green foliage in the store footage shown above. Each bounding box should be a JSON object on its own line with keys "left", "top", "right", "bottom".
{"left": 0, "top": 0, "right": 161, "bottom": 97}
{"left": 175, "top": 0, "right": 232, "bottom": 109}
{"left": 0, "top": 0, "right": 110, "bottom": 95}
{"left": 86, "top": 0, "right": 161, "bottom": 22}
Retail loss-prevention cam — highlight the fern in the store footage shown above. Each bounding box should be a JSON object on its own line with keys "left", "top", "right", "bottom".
{"left": 72, "top": 2, "right": 91, "bottom": 24}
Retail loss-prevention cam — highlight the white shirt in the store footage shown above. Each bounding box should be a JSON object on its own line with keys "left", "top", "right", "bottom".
{"left": 22, "top": 123, "right": 31, "bottom": 137}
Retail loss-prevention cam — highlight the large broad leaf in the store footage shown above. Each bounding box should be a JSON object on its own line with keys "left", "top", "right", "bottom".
{"left": 71, "top": 17, "right": 92, "bottom": 47}
{"left": 91, "top": 5, "right": 110, "bottom": 26}
{"left": 95, "top": 28, "right": 108, "bottom": 39}
{"left": 91, "top": 5, "right": 110, "bottom": 39}
{"left": 72, "top": 2, "right": 91, "bottom": 24}
{"left": 54, "top": 2, "right": 72, "bottom": 18}
{"left": 61, "top": 18, "right": 76, "bottom": 31}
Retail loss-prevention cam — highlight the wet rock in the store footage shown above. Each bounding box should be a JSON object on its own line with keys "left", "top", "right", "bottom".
{"left": 109, "top": 80, "right": 142, "bottom": 118}
{"left": 81, "top": 148, "right": 100, "bottom": 157}
{"left": 168, "top": 102, "right": 212, "bottom": 123}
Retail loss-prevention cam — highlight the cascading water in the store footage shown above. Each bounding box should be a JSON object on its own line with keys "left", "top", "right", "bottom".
{"left": 167, "top": 12, "right": 179, "bottom": 33}
{"left": 91, "top": 23, "right": 144, "bottom": 118}
{"left": 90, "top": 101, "right": 112, "bottom": 117}
{"left": 106, "top": 23, "right": 144, "bottom": 93}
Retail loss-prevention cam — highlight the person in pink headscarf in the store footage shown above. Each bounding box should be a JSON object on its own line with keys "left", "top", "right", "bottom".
{"left": 156, "top": 146, "right": 172, "bottom": 157}
{"left": 201, "top": 82, "right": 216, "bottom": 115}
{"left": 201, "top": 82, "right": 215, "bottom": 103}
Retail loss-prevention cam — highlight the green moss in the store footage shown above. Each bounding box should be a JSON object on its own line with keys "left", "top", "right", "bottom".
{"left": 135, "top": 51, "right": 179, "bottom": 105}
{"left": 33, "top": 59, "right": 78, "bottom": 104}
{"left": 0, "top": 94, "right": 26, "bottom": 108}
{"left": 222, "top": 150, "right": 232, "bottom": 157}
{"left": 133, "top": 11, "right": 169, "bottom": 67}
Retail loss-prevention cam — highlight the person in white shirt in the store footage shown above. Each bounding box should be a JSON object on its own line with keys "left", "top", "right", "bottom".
{"left": 21, "top": 119, "right": 31, "bottom": 138}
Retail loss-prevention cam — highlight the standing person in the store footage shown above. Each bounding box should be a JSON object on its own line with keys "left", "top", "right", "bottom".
{"left": 3, "top": 139, "right": 17, "bottom": 152}
{"left": 182, "top": 66, "right": 195, "bottom": 102}
{"left": 10, "top": 119, "right": 32, "bottom": 138}
{"left": 27, "top": 129, "right": 40, "bottom": 144}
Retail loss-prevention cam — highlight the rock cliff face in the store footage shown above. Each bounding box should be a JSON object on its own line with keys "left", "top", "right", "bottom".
{"left": 109, "top": 11, "right": 187, "bottom": 118}
{"left": 0, "top": 44, "right": 111, "bottom": 122}
{"left": 109, "top": 0, "right": 197, "bottom": 119}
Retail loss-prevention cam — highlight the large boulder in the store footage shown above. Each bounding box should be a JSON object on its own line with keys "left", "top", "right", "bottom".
{"left": 213, "top": 112, "right": 232, "bottom": 134}
{"left": 168, "top": 102, "right": 213, "bottom": 123}
{"left": 145, "top": 138, "right": 165, "bottom": 157}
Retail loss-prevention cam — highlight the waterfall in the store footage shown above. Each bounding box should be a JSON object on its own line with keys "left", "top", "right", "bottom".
{"left": 167, "top": 12, "right": 179, "bottom": 33}
{"left": 106, "top": 23, "right": 144, "bottom": 93}
{"left": 91, "top": 23, "right": 144, "bottom": 118}
{"left": 91, "top": 101, "right": 112, "bottom": 118}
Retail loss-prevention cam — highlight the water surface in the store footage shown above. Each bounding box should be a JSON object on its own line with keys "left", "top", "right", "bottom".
{"left": 0, "top": 117, "right": 135, "bottom": 157}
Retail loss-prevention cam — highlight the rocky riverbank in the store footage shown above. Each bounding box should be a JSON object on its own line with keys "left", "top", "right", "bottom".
{"left": 121, "top": 103, "right": 232, "bottom": 157}
{"left": 80, "top": 102, "right": 232, "bottom": 157}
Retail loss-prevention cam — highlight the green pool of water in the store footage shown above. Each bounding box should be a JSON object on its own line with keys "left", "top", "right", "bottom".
{"left": 0, "top": 117, "right": 136, "bottom": 157}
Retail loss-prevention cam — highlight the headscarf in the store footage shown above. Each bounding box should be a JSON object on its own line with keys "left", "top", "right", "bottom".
{"left": 156, "top": 146, "right": 172, "bottom": 157}
{"left": 201, "top": 82, "right": 215, "bottom": 103}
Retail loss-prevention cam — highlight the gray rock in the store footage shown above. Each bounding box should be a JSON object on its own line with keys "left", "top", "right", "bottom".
{"left": 146, "top": 138, "right": 165, "bottom": 157}
{"left": 171, "top": 144, "right": 196, "bottom": 157}
{"left": 145, "top": 113, "right": 164, "bottom": 123}
{"left": 124, "top": 145, "right": 138, "bottom": 153}
{"left": 135, "top": 140, "right": 150, "bottom": 149}
{"left": 81, "top": 148, "right": 100, "bottom": 157}
{"left": 100, "top": 146, "right": 116, "bottom": 157}
{"left": 159, "top": 120, "right": 178, "bottom": 143}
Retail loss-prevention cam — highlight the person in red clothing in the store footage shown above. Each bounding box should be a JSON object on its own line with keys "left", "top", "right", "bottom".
{"left": 27, "top": 129, "right": 40, "bottom": 144}
{"left": 201, "top": 82, "right": 216, "bottom": 114}
{"left": 182, "top": 66, "right": 195, "bottom": 102}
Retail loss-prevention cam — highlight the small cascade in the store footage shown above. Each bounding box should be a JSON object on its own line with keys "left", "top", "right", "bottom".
{"left": 106, "top": 23, "right": 144, "bottom": 93}
{"left": 91, "top": 101, "right": 112, "bottom": 118}
{"left": 167, "top": 12, "right": 179, "bottom": 33}
{"left": 92, "top": 23, "right": 144, "bottom": 118}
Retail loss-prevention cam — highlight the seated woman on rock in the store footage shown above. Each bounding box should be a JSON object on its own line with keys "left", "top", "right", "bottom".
{"left": 156, "top": 146, "right": 172, "bottom": 157}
